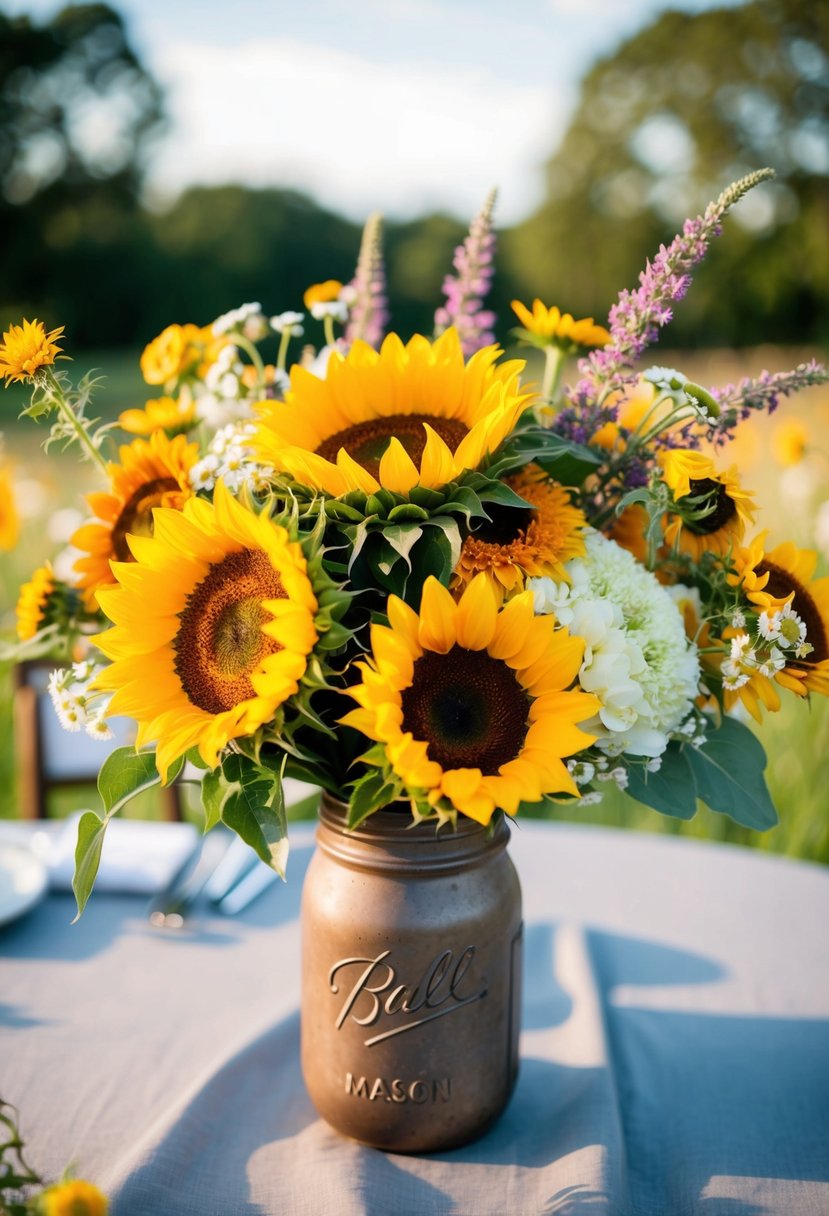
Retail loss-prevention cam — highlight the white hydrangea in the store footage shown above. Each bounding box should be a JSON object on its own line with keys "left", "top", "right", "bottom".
{"left": 532, "top": 530, "right": 700, "bottom": 758}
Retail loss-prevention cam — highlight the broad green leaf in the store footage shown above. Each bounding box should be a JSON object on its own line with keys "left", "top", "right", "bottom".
{"left": 211, "top": 753, "right": 290, "bottom": 876}
{"left": 626, "top": 745, "right": 698, "bottom": 819}
{"left": 71, "top": 811, "right": 109, "bottom": 922}
{"left": 686, "top": 717, "right": 779, "bottom": 830}
{"left": 97, "top": 747, "right": 183, "bottom": 816}
{"left": 347, "top": 768, "right": 399, "bottom": 830}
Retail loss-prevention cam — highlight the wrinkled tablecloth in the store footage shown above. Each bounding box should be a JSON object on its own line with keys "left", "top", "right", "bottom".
{"left": 2, "top": 821, "right": 828, "bottom": 1216}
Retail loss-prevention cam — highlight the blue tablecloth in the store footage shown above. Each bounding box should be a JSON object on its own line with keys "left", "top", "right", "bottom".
{"left": 2, "top": 821, "right": 828, "bottom": 1215}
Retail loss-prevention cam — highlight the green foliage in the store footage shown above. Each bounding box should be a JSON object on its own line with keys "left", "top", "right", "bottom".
{"left": 71, "top": 747, "right": 185, "bottom": 918}
{"left": 626, "top": 716, "right": 779, "bottom": 831}
{"left": 0, "top": 1099, "right": 42, "bottom": 1216}
{"left": 201, "top": 752, "right": 289, "bottom": 876}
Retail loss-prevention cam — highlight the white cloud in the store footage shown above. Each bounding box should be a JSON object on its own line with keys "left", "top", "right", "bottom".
{"left": 144, "top": 37, "right": 564, "bottom": 223}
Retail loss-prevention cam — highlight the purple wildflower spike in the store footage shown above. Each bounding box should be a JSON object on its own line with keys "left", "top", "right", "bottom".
{"left": 434, "top": 188, "right": 498, "bottom": 357}
{"left": 344, "top": 212, "right": 388, "bottom": 349}
{"left": 710, "top": 361, "right": 829, "bottom": 445}
{"left": 571, "top": 169, "right": 776, "bottom": 409}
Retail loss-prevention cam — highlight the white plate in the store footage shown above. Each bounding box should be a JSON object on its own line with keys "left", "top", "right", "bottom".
{"left": 0, "top": 840, "right": 48, "bottom": 928}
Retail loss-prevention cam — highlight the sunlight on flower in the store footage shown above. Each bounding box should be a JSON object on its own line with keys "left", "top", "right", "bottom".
{"left": 0, "top": 318, "right": 65, "bottom": 385}
{"left": 511, "top": 299, "right": 610, "bottom": 350}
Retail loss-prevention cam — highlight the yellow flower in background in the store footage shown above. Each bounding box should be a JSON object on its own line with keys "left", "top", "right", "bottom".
{"left": 94, "top": 482, "right": 319, "bottom": 781}
{"left": 72, "top": 431, "right": 197, "bottom": 606}
{"left": 590, "top": 420, "right": 623, "bottom": 451}
{"left": 510, "top": 299, "right": 610, "bottom": 350}
{"left": 140, "top": 323, "right": 203, "bottom": 386}
{"left": 453, "top": 464, "right": 586, "bottom": 599}
{"left": 0, "top": 460, "right": 20, "bottom": 550}
{"left": 303, "top": 280, "right": 343, "bottom": 309}
{"left": 771, "top": 418, "right": 808, "bottom": 467}
{"left": 0, "top": 318, "right": 65, "bottom": 385}
{"left": 661, "top": 450, "right": 756, "bottom": 560}
{"left": 254, "top": 328, "right": 532, "bottom": 498}
{"left": 41, "top": 1178, "right": 108, "bottom": 1216}
{"left": 119, "top": 396, "right": 196, "bottom": 436}
{"left": 16, "top": 563, "right": 54, "bottom": 640}
{"left": 342, "top": 574, "right": 598, "bottom": 824}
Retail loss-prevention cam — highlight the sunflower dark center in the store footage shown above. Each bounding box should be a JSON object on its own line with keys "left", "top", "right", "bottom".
{"left": 684, "top": 476, "right": 737, "bottom": 535}
{"left": 401, "top": 646, "right": 530, "bottom": 775}
{"left": 757, "top": 560, "right": 828, "bottom": 663}
{"left": 112, "top": 477, "right": 181, "bottom": 561}
{"left": 315, "top": 414, "right": 469, "bottom": 479}
{"left": 174, "top": 549, "right": 285, "bottom": 715}
{"left": 474, "top": 503, "right": 536, "bottom": 546}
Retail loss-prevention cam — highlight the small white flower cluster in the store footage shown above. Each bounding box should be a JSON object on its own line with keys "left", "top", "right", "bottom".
{"left": 722, "top": 601, "right": 811, "bottom": 691}
{"left": 189, "top": 422, "right": 275, "bottom": 496}
{"left": 48, "top": 662, "right": 112, "bottom": 740}
{"left": 532, "top": 531, "right": 700, "bottom": 759}
{"left": 270, "top": 310, "right": 305, "bottom": 336}
{"left": 310, "top": 295, "right": 348, "bottom": 323}
{"left": 212, "top": 301, "right": 268, "bottom": 340}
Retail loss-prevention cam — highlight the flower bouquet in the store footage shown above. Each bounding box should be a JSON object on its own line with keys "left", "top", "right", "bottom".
{"left": 4, "top": 169, "right": 827, "bottom": 910}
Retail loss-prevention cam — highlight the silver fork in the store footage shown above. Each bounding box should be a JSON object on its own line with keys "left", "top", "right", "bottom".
{"left": 147, "top": 828, "right": 236, "bottom": 928}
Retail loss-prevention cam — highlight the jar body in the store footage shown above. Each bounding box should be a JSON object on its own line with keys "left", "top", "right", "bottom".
{"left": 300, "top": 796, "right": 523, "bottom": 1153}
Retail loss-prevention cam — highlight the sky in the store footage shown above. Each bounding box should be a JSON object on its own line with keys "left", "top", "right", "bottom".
{"left": 11, "top": 0, "right": 744, "bottom": 224}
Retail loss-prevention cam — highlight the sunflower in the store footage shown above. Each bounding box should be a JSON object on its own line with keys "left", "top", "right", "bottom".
{"left": 253, "top": 328, "right": 532, "bottom": 498}
{"left": 729, "top": 536, "right": 829, "bottom": 700}
{"left": 660, "top": 450, "right": 756, "bottom": 560}
{"left": 510, "top": 300, "right": 610, "bottom": 351}
{"left": 453, "top": 464, "right": 586, "bottom": 599}
{"left": 41, "top": 1179, "right": 108, "bottom": 1216}
{"left": 119, "top": 396, "right": 196, "bottom": 436}
{"left": 94, "top": 482, "right": 319, "bottom": 780}
{"left": 342, "top": 574, "right": 598, "bottom": 825}
{"left": 72, "top": 431, "right": 198, "bottom": 607}
{"left": 0, "top": 318, "right": 64, "bottom": 385}
{"left": 16, "top": 563, "right": 54, "bottom": 640}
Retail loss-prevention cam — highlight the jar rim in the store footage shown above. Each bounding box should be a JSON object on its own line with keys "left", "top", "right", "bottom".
{"left": 316, "top": 792, "right": 510, "bottom": 874}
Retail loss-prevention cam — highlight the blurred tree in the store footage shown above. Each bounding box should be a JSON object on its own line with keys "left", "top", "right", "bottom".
{"left": 0, "top": 3, "right": 165, "bottom": 342}
{"left": 506, "top": 0, "right": 829, "bottom": 346}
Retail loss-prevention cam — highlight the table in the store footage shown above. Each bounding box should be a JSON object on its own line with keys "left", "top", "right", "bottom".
{"left": 2, "top": 822, "right": 828, "bottom": 1216}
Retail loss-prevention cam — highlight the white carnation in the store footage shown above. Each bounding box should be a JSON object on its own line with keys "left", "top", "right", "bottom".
{"left": 532, "top": 531, "right": 700, "bottom": 758}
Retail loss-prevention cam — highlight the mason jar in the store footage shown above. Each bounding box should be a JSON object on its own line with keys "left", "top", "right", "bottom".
{"left": 300, "top": 794, "right": 523, "bottom": 1153}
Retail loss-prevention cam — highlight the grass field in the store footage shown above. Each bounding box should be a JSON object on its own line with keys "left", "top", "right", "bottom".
{"left": 1, "top": 345, "right": 828, "bottom": 860}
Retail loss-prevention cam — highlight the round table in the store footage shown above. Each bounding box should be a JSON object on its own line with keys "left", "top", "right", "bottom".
{"left": 2, "top": 821, "right": 828, "bottom": 1216}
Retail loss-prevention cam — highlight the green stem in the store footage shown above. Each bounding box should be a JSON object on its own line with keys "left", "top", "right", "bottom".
{"left": 44, "top": 370, "right": 109, "bottom": 475}
{"left": 541, "top": 346, "right": 566, "bottom": 406}
{"left": 233, "top": 334, "right": 266, "bottom": 392}
{"left": 276, "top": 328, "right": 294, "bottom": 373}
{"left": 323, "top": 315, "right": 336, "bottom": 348}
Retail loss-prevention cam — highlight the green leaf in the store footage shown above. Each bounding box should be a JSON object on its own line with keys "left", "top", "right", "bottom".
{"left": 71, "top": 811, "right": 108, "bottom": 922}
{"left": 347, "top": 767, "right": 400, "bottom": 830}
{"left": 207, "top": 753, "right": 290, "bottom": 876}
{"left": 97, "top": 747, "right": 183, "bottom": 816}
{"left": 685, "top": 717, "right": 779, "bottom": 830}
{"left": 626, "top": 745, "right": 698, "bottom": 819}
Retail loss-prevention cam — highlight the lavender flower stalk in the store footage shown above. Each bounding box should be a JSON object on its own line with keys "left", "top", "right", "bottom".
{"left": 573, "top": 169, "right": 776, "bottom": 408}
{"left": 344, "top": 212, "right": 388, "bottom": 349}
{"left": 710, "top": 361, "right": 829, "bottom": 445}
{"left": 434, "top": 188, "right": 497, "bottom": 357}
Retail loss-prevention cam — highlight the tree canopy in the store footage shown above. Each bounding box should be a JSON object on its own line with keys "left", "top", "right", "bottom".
{"left": 506, "top": 0, "right": 829, "bottom": 345}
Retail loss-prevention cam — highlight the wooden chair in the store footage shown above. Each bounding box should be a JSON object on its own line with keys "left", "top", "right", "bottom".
{"left": 12, "top": 659, "right": 182, "bottom": 821}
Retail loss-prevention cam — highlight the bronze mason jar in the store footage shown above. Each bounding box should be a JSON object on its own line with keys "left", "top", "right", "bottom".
{"left": 301, "top": 794, "right": 523, "bottom": 1153}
